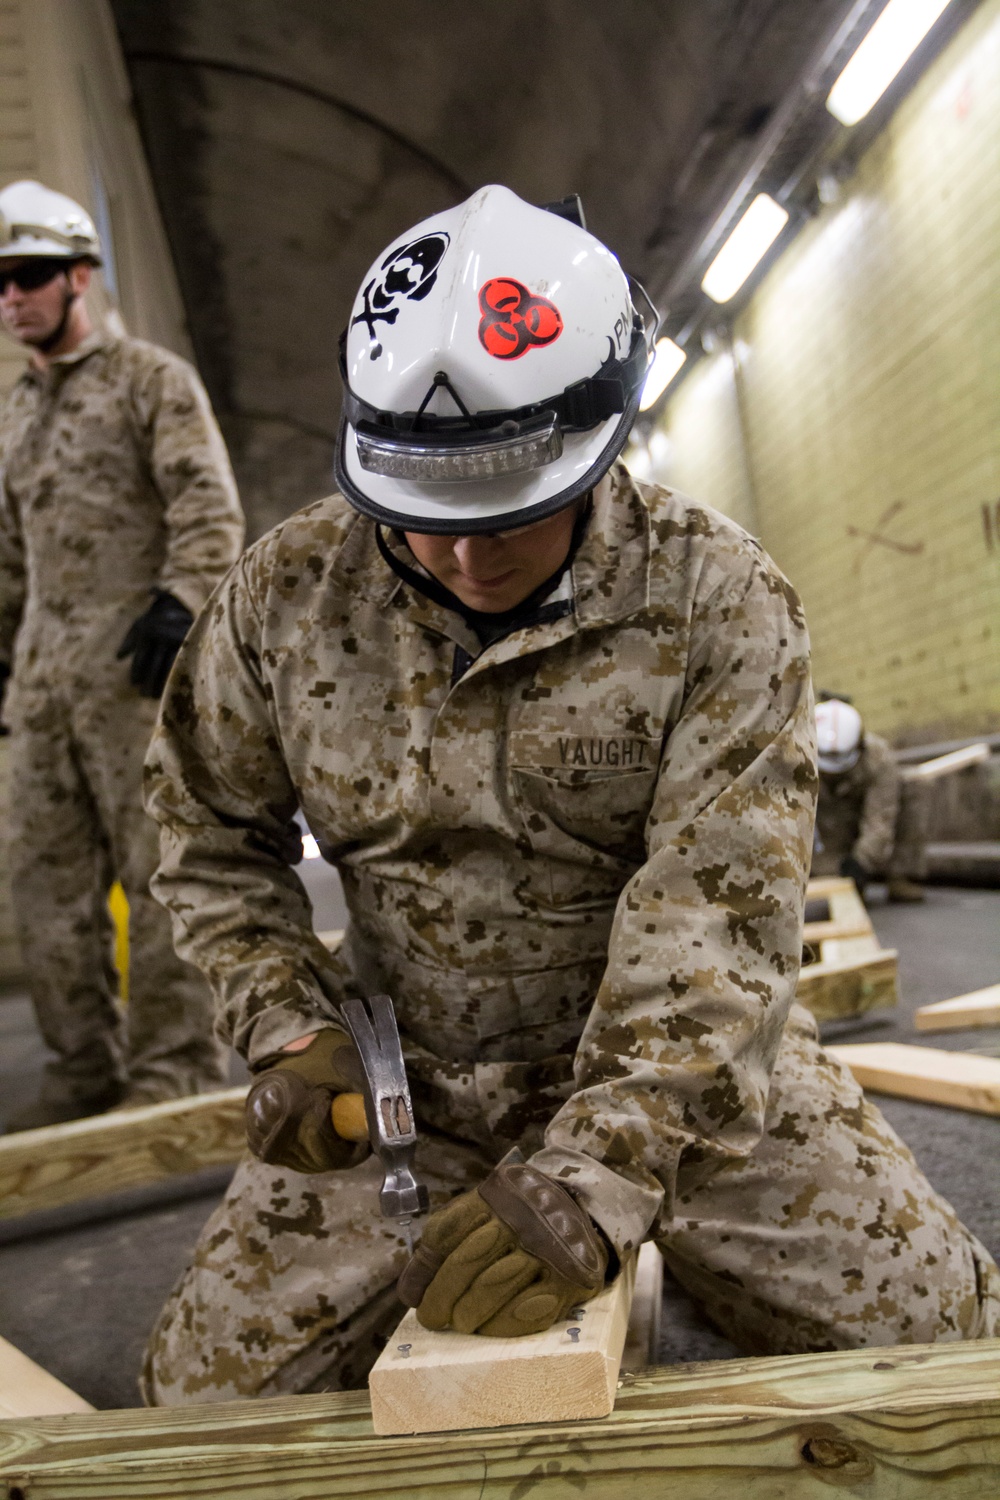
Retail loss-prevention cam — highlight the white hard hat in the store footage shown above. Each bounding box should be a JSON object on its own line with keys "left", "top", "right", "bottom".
{"left": 0, "top": 180, "right": 101, "bottom": 264}
{"left": 815, "top": 699, "right": 863, "bottom": 774}
{"left": 335, "top": 184, "right": 656, "bottom": 533}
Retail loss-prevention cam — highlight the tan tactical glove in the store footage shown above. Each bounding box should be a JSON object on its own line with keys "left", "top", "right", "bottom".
{"left": 397, "top": 1155, "right": 608, "bottom": 1336}
{"left": 245, "top": 1028, "right": 370, "bottom": 1173}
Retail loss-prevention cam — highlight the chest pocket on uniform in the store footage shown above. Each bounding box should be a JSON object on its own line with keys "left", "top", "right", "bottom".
{"left": 511, "top": 762, "right": 657, "bottom": 865}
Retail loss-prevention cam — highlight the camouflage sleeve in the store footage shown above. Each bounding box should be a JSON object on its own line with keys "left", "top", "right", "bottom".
{"left": 853, "top": 739, "right": 901, "bottom": 873}
{"left": 0, "top": 476, "right": 25, "bottom": 665}
{"left": 531, "top": 544, "right": 817, "bottom": 1258}
{"left": 132, "top": 348, "right": 245, "bottom": 614}
{"left": 144, "top": 554, "right": 345, "bottom": 1065}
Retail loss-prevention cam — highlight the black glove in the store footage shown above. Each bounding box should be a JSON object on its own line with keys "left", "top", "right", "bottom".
{"left": 840, "top": 854, "right": 871, "bottom": 895}
{"left": 116, "top": 591, "right": 194, "bottom": 698}
{"left": 0, "top": 661, "right": 8, "bottom": 736}
{"left": 397, "top": 1154, "right": 609, "bottom": 1337}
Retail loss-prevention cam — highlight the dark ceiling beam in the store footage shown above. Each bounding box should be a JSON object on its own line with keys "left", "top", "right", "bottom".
{"left": 123, "top": 50, "right": 473, "bottom": 199}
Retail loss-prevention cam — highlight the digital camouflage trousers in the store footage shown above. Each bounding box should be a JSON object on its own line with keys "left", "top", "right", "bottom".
{"left": 142, "top": 1006, "right": 999, "bottom": 1405}
{"left": 7, "top": 685, "right": 227, "bottom": 1108}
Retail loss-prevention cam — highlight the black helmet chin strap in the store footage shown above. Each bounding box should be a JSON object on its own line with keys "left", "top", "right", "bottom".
{"left": 35, "top": 273, "right": 76, "bottom": 354}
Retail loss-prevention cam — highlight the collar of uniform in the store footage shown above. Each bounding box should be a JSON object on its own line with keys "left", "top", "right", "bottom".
{"left": 328, "top": 460, "right": 651, "bottom": 654}
{"left": 568, "top": 463, "right": 651, "bottom": 628}
{"left": 21, "top": 328, "right": 114, "bottom": 385}
{"left": 329, "top": 507, "right": 483, "bottom": 655}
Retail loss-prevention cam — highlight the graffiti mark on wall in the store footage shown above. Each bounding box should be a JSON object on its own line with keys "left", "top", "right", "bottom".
{"left": 846, "top": 500, "right": 925, "bottom": 574}
{"left": 982, "top": 499, "right": 1000, "bottom": 551}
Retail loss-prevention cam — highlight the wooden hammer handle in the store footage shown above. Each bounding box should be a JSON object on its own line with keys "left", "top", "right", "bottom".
{"left": 331, "top": 1091, "right": 369, "bottom": 1142}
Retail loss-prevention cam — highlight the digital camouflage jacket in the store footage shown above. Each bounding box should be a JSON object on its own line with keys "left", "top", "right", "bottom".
{"left": 146, "top": 466, "right": 817, "bottom": 1257}
{"left": 0, "top": 332, "right": 244, "bottom": 699}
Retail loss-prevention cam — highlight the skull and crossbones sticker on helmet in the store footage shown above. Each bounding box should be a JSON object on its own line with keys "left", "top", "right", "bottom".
{"left": 351, "top": 233, "right": 451, "bottom": 343}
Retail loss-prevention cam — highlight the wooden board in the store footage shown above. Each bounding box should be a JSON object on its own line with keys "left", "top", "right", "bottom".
{"left": 369, "top": 1253, "right": 637, "bottom": 1435}
{"left": 1, "top": 1338, "right": 998, "bottom": 1497}
{"left": 0, "top": 1086, "right": 248, "bottom": 1220}
{"left": 803, "top": 877, "right": 873, "bottom": 946}
{"left": 900, "top": 742, "right": 991, "bottom": 781}
{"left": 828, "top": 1042, "right": 1000, "bottom": 1115}
{"left": 915, "top": 983, "right": 1000, "bottom": 1033}
{"left": 796, "top": 948, "right": 897, "bottom": 1021}
{"left": 0, "top": 1337, "right": 92, "bottom": 1420}
{"left": 621, "top": 1241, "right": 663, "bottom": 1374}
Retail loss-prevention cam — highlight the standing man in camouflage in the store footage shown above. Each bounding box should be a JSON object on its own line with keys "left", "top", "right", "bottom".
{"left": 142, "top": 188, "right": 996, "bottom": 1404}
{"left": 0, "top": 180, "right": 245, "bottom": 1129}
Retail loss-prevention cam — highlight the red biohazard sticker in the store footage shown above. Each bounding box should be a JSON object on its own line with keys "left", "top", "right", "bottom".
{"left": 478, "top": 278, "right": 563, "bottom": 360}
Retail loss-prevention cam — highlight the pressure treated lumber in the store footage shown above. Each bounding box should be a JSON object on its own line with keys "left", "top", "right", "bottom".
{"left": 0, "top": 1337, "right": 92, "bottom": 1420}
{"left": 915, "top": 983, "right": 1000, "bottom": 1032}
{"left": 369, "top": 1252, "right": 637, "bottom": 1434}
{"left": 796, "top": 948, "right": 897, "bottom": 1021}
{"left": 828, "top": 1042, "right": 1000, "bottom": 1115}
{"left": 1, "top": 1339, "right": 998, "bottom": 1498}
{"left": 0, "top": 1086, "right": 248, "bottom": 1220}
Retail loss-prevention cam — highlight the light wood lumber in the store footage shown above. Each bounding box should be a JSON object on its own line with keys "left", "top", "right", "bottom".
{"left": 369, "top": 1253, "right": 637, "bottom": 1434}
{"left": 621, "top": 1241, "right": 663, "bottom": 1374}
{"left": 915, "top": 983, "right": 1000, "bottom": 1033}
{"left": 803, "top": 877, "right": 873, "bottom": 945}
{"left": 828, "top": 1042, "right": 1000, "bottom": 1115}
{"left": 0, "top": 1337, "right": 92, "bottom": 1419}
{"left": 900, "top": 742, "right": 991, "bottom": 781}
{"left": 796, "top": 948, "right": 897, "bottom": 1021}
{"left": 0, "top": 1086, "right": 248, "bottom": 1220}
{"left": 1, "top": 1339, "right": 998, "bottom": 1497}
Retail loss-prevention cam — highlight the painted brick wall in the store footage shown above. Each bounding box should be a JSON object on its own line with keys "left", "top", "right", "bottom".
{"left": 655, "top": 0, "right": 1000, "bottom": 745}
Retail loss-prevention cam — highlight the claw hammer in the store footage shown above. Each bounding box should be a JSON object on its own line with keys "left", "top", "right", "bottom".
{"left": 331, "top": 994, "right": 429, "bottom": 1255}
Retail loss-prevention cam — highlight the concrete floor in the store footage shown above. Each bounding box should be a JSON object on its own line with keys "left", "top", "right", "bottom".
{"left": 0, "top": 876, "right": 997, "bottom": 1409}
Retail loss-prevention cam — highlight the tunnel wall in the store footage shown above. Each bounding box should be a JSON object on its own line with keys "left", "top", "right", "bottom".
{"left": 653, "top": 0, "right": 1000, "bottom": 746}
{"left": 0, "top": 0, "right": 192, "bottom": 382}
{"left": 0, "top": 0, "right": 193, "bottom": 985}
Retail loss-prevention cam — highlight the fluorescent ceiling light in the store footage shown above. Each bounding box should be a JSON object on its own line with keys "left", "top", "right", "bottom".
{"left": 701, "top": 194, "right": 789, "bottom": 304}
{"left": 826, "top": 0, "right": 953, "bottom": 126}
{"left": 639, "top": 338, "right": 687, "bottom": 411}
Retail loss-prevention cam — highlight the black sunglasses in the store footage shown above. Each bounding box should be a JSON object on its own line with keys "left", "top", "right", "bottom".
{"left": 0, "top": 260, "right": 69, "bottom": 295}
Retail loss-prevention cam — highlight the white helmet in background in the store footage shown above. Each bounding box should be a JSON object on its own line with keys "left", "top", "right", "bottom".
{"left": 0, "top": 180, "right": 102, "bottom": 264}
{"left": 335, "top": 184, "right": 656, "bottom": 533}
{"left": 816, "top": 699, "right": 864, "bottom": 774}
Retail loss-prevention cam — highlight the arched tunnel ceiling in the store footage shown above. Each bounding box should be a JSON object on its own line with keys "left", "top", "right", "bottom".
{"left": 110, "top": 0, "right": 853, "bottom": 536}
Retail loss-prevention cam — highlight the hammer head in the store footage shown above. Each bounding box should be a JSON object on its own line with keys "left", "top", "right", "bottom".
{"left": 340, "top": 994, "right": 429, "bottom": 1221}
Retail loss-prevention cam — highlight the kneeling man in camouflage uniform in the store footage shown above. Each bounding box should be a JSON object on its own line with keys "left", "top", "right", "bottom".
{"left": 142, "top": 188, "right": 997, "bottom": 1404}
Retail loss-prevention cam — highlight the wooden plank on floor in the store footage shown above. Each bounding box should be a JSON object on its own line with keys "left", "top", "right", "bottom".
{"left": 0, "top": 1337, "right": 92, "bottom": 1419}
{"left": 915, "top": 983, "right": 1000, "bottom": 1033}
{"left": 0, "top": 1087, "right": 248, "bottom": 1220}
{"left": 827, "top": 1042, "right": 1000, "bottom": 1115}
{"left": 803, "top": 878, "right": 873, "bottom": 945}
{"left": 1, "top": 1339, "right": 998, "bottom": 1497}
{"left": 369, "top": 1253, "right": 637, "bottom": 1435}
{"left": 796, "top": 949, "right": 897, "bottom": 1021}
